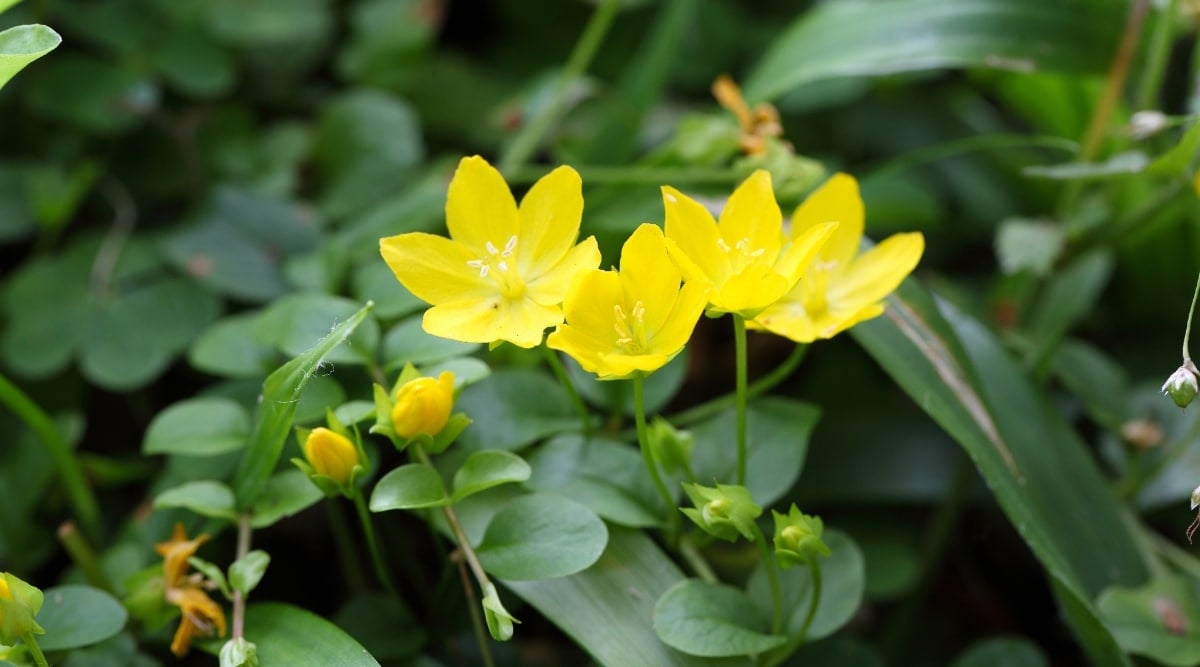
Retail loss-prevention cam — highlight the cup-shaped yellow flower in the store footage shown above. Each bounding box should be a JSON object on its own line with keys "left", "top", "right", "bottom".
{"left": 547, "top": 224, "right": 707, "bottom": 380}
{"left": 380, "top": 156, "right": 602, "bottom": 348}
{"left": 304, "top": 427, "right": 359, "bottom": 486}
{"left": 662, "top": 170, "right": 837, "bottom": 319}
{"left": 392, "top": 371, "right": 456, "bottom": 438}
{"left": 750, "top": 173, "right": 925, "bottom": 342}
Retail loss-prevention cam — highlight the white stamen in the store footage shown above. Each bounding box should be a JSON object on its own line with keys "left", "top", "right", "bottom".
{"left": 486, "top": 241, "right": 500, "bottom": 255}
{"left": 503, "top": 235, "right": 518, "bottom": 255}
{"left": 498, "top": 260, "right": 508, "bottom": 272}
{"left": 717, "top": 239, "right": 731, "bottom": 252}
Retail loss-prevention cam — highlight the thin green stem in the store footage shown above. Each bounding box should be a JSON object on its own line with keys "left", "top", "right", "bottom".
{"left": 796, "top": 560, "right": 822, "bottom": 643}
{"left": 1182, "top": 270, "right": 1200, "bottom": 363}
{"left": 455, "top": 555, "right": 496, "bottom": 667}
{"left": 633, "top": 374, "right": 680, "bottom": 537}
{"left": 752, "top": 525, "right": 782, "bottom": 635}
{"left": 669, "top": 343, "right": 807, "bottom": 428}
{"left": 57, "top": 521, "right": 113, "bottom": 593}
{"left": 498, "top": 0, "right": 622, "bottom": 173}
{"left": 353, "top": 492, "right": 400, "bottom": 598}
{"left": 325, "top": 501, "right": 368, "bottom": 594}
{"left": 542, "top": 346, "right": 591, "bottom": 437}
{"left": 231, "top": 514, "right": 252, "bottom": 640}
{"left": 678, "top": 535, "right": 718, "bottom": 583}
{"left": 23, "top": 633, "right": 49, "bottom": 667}
{"left": 1135, "top": 0, "right": 1177, "bottom": 111}
{"left": 0, "top": 372, "right": 100, "bottom": 542}
{"left": 412, "top": 446, "right": 494, "bottom": 593}
{"left": 732, "top": 315, "right": 749, "bottom": 485}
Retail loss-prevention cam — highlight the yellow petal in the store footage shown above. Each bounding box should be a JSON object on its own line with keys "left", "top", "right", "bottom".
{"left": 712, "top": 263, "right": 789, "bottom": 316}
{"left": 650, "top": 280, "right": 708, "bottom": 354}
{"left": 423, "top": 296, "right": 560, "bottom": 348}
{"left": 619, "top": 224, "right": 682, "bottom": 336}
{"left": 547, "top": 325, "right": 608, "bottom": 376}
{"left": 517, "top": 165, "right": 584, "bottom": 277}
{"left": 717, "top": 170, "right": 782, "bottom": 261}
{"left": 445, "top": 156, "right": 519, "bottom": 252}
{"left": 775, "top": 222, "right": 837, "bottom": 285}
{"left": 594, "top": 351, "right": 674, "bottom": 380}
{"left": 526, "top": 236, "right": 601, "bottom": 306}
{"left": 819, "top": 302, "right": 886, "bottom": 339}
{"left": 792, "top": 173, "right": 863, "bottom": 268}
{"left": 663, "top": 186, "right": 727, "bottom": 284}
{"left": 750, "top": 300, "right": 819, "bottom": 343}
{"left": 560, "top": 270, "right": 622, "bottom": 343}
{"left": 380, "top": 232, "right": 491, "bottom": 306}
{"left": 828, "top": 232, "right": 924, "bottom": 309}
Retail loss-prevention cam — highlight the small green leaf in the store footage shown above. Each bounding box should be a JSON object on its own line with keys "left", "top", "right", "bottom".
{"left": 36, "top": 585, "right": 127, "bottom": 651}
{"left": 370, "top": 464, "right": 448, "bottom": 511}
{"left": 1148, "top": 122, "right": 1200, "bottom": 177}
{"left": 242, "top": 602, "right": 380, "bottom": 667}
{"left": 995, "top": 219, "right": 1065, "bottom": 277}
{"left": 188, "top": 557, "right": 232, "bottom": 600}
{"left": 455, "top": 369, "right": 578, "bottom": 452}
{"left": 190, "top": 313, "right": 278, "bottom": 379}
{"left": 230, "top": 550, "right": 271, "bottom": 595}
{"left": 653, "top": 580, "right": 786, "bottom": 657}
{"left": 749, "top": 530, "right": 865, "bottom": 644}
{"left": 351, "top": 262, "right": 424, "bottom": 320}
{"left": 1098, "top": 576, "right": 1200, "bottom": 666}
{"left": 256, "top": 293, "right": 380, "bottom": 366}
{"left": 0, "top": 24, "right": 61, "bottom": 92}
{"left": 332, "top": 593, "right": 424, "bottom": 662}
{"left": 382, "top": 316, "right": 479, "bottom": 370}
{"left": 1023, "top": 152, "right": 1149, "bottom": 180}
{"left": 951, "top": 637, "right": 1050, "bottom": 667}
{"left": 143, "top": 397, "right": 250, "bottom": 456}
{"left": 153, "top": 480, "right": 237, "bottom": 521}
{"left": 250, "top": 470, "right": 324, "bottom": 528}
{"left": 451, "top": 450, "right": 532, "bottom": 502}
{"left": 525, "top": 435, "right": 662, "bottom": 528}
{"left": 475, "top": 493, "right": 607, "bottom": 581}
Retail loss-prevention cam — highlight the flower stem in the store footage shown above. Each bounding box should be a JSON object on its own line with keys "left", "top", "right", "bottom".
{"left": 57, "top": 520, "right": 113, "bottom": 593}
{"left": 1183, "top": 270, "right": 1200, "bottom": 363}
{"left": 411, "top": 446, "right": 495, "bottom": 596}
{"left": 541, "top": 346, "right": 591, "bottom": 437}
{"left": 0, "top": 372, "right": 101, "bottom": 543}
{"left": 732, "top": 315, "right": 749, "bottom": 485}
{"left": 633, "top": 374, "right": 680, "bottom": 537}
{"left": 678, "top": 534, "right": 718, "bottom": 583}
{"left": 325, "top": 501, "right": 367, "bottom": 594}
{"left": 1135, "top": 0, "right": 1177, "bottom": 111}
{"left": 232, "top": 514, "right": 252, "bottom": 640}
{"left": 669, "top": 343, "right": 808, "bottom": 428}
{"left": 797, "top": 559, "right": 822, "bottom": 643}
{"left": 352, "top": 492, "right": 400, "bottom": 598}
{"left": 23, "top": 633, "right": 49, "bottom": 667}
{"left": 752, "top": 525, "right": 783, "bottom": 635}
{"left": 498, "top": 0, "right": 622, "bottom": 173}
{"left": 455, "top": 556, "right": 496, "bottom": 667}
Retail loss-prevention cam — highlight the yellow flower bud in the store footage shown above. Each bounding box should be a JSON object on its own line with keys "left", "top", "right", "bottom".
{"left": 391, "top": 371, "right": 455, "bottom": 439}
{"left": 0, "top": 576, "right": 10, "bottom": 601}
{"left": 304, "top": 427, "right": 359, "bottom": 486}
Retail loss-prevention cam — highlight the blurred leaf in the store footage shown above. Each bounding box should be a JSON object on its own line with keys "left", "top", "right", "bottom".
{"left": 243, "top": 602, "right": 380, "bottom": 667}
{"left": 189, "top": 313, "right": 278, "bottom": 379}
{"left": 525, "top": 434, "right": 662, "bottom": 528}
{"left": 370, "top": 464, "right": 448, "bottom": 511}
{"left": 333, "top": 593, "right": 424, "bottom": 662}
{"left": 232, "top": 301, "right": 372, "bottom": 509}
{"left": 25, "top": 54, "right": 155, "bottom": 133}
{"left": 292, "top": 374, "right": 347, "bottom": 425}
{"left": 1052, "top": 339, "right": 1131, "bottom": 431}
{"left": 563, "top": 349, "right": 686, "bottom": 417}
{"left": 61, "top": 632, "right": 158, "bottom": 667}
{"left": 455, "top": 369, "right": 579, "bottom": 452}
{"left": 153, "top": 480, "right": 237, "bottom": 521}
{"left": 1026, "top": 250, "right": 1113, "bottom": 366}
{"left": 24, "top": 161, "right": 99, "bottom": 232}
{"left": 1148, "top": 122, "right": 1200, "bottom": 177}
{"left": 382, "top": 316, "right": 479, "bottom": 370}
{"left": 255, "top": 292, "right": 380, "bottom": 366}
{"left": 336, "top": 0, "right": 441, "bottom": 89}
{"left": 36, "top": 585, "right": 127, "bottom": 651}
{"left": 249, "top": 469, "right": 323, "bottom": 528}
{"left": 951, "top": 637, "right": 1050, "bottom": 667}
{"left": 150, "top": 28, "right": 235, "bottom": 97}
{"left": 476, "top": 493, "right": 607, "bottom": 581}
{"left": 744, "top": 0, "right": 1121, "bottom": 101}
{"left": 229, "top": 550, "right": 270, "bottom": 594}
{"left": 143, "top": 397, "right": 250, "bottom": 456}
{"left": 1098, "top": 576, "right": 1200, "bottom": 667}
{"left": 0, "top": 24, "right": 60, "bottom": 91}
{"left": 995, "top": 219, "right": 1064, "bottom": 277}
{"left": 0, "top": 255, "right": 89, "bottom": 378}
{"left": 653, "top": 580, "right": 785, "bottom": 657}
{"left": 451, "top": 450, "right": 531, "bottom": 502}
{"left": 1024, "top": 152, "right": 1150, "bottom": 180}
{"left": 352, "top": 262, "right": 424, "bottom": 320}
{"left": 205, "top": 0, "right": 330, "bottom": 47}
{"left": 506, "top": 527, "right": 744, "bottom": 666}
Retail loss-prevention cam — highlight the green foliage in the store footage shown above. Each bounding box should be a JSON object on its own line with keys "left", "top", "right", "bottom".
{"left": 35, "top": 585, "right": 127, "bottom": 651}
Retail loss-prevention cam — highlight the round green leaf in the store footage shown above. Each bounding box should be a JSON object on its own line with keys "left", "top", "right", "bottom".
{"left": 524, "top": 435, "right": 662, "bottom": 528}
{"left": 1097, "top": 575, "right": 1200, "bottom": 667}
{"left": 475, "top": 493, "right": 607, "bottom": 581}
{"left": 747, "top": 529, "right": 865, "bottom": 642}
{"left": 382, "top": 316, "right": 479, "bottom": 370}
{"left": 293, "top": 374, "right": 348, "bottom": 425}
{"left": 455, "top": 369, "right": 578, "bottom": 451}
{"left": 333, "top": 593, "right": 424, "bottom": 662}
{"left": 189, "top": 313, "right": 277, "bottom": 378}
{"left": 36, "top": 585, "right": 127, "bottom": 651}
{"left": 152, "top": 480, "right": 237, "bottom": 521}
{"left": 951, "top": 637, "right": 1049, "bottom": 667}
{"left": 143, "top": 397, "right": 250, "bottom": 456}
{"left": 229, "top": 550, "right": 271, "bottom": 595}
{"left": 243, "top": 602, "right": 380, "bottom": 667}
{"left": 256, "top": 292, "right": 380, "bottom": 366}
{"left": 370, "top": 464, "right": 448, "bottom": 511}
{"left": 352, "top": 262, "right": 424, "bottom": 320}
{"left": 250, "top": 470, "right": 324, "bottom": 528}
{"left": 451, "top": 450, "right": 531, "bottom": 502}
{"left": 653, "top": 580, "right": 786, "bottom": 657}
{"left": 420, "top": 356, "right": 490, "bottom": 386}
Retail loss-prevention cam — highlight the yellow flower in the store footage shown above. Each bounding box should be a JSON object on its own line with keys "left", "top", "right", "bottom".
{"left": 304, "top": 427, "right": 359, "bottom": 486}
{"left": 155, "top": 524, "right": 226, "bottom": 657}
{"left": 392, "top": 371, "right": 456, "bottom": 438}
{"left": 750, "top": 173, "right": 924, "bottom": 342}
{"left": 380, "top": 156, "right": 602, "bottom": 348}
{"left": 547, "top": 224, "right": 707, "bottom": 380}
{"left": 662, "top": 170, "right": 836, "bottom": 319}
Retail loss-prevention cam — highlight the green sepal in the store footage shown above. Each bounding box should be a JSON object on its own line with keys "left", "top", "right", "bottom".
{"left": 481, "top": 583, "right": 519, "bottom": 641}
{"left": 426, "top": 413, "right": 471, "bottom": 454}
{"left": 0, "top": 573, "right": 44, "bottom": 644}
{"left": 679, "top": 483, "right": 761, "bottom": 543}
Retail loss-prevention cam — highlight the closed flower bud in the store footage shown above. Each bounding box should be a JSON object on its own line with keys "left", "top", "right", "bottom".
{"left": 304, "top": 427, "right": 359, "bottom": 486}
{"left": 772, "top": 505, "right": 831, "bottom": 569}
{"left": 680, "top": 482, "right": 761, "bottom": 543}
{"left": 392, "top": 371, "right": 456, "bottom": 439}
{"left": 1163, "top": 362, "right": 1199, "bottom": 408}
{"left": 0, "top": 572, "right": 44, "bottom": 645}
{"left": 647, "top": 417, "right": 694, "bottom": 474}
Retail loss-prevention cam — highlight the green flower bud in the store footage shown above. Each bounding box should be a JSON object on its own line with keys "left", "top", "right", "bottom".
{"left": 647, "top": 417, "right": 694, "bottom": 474}
{"left": 771, "top": 505, "right": 831, "bottom": 569}
{"left": 220, "top": 636, "right": 258, "bottom": 667}
{"left": 480, "top": 583, "right": 519, "bottom": 642}
{"left": 1163, "top": 362, "right": 1199, "bottom": 408}
{"left": 679, "top": 482, "right": 762, "bottom": 542}
{"left": 0, "top": 572, "right": 44, "bottom": 645}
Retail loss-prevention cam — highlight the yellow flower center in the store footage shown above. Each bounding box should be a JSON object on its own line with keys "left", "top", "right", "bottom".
{"left": 702, "top": 498, "right": 731, "bottom": 523}
{"left": 0, "top": 575, "right": 11, "bottom": 601}
{"left": 613, "top": 300, "right": 648, "bottom": 353}
{"left": 466, "top": 235, "right": 526, "bottom": 298}
{"left": 800, "top": 258, "right": 839, "bottom": 314}
{"left": 717, "top": 236, "right": 767, "bottom": 273}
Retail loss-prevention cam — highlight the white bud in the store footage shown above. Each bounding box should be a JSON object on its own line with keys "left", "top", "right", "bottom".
{"left": 1163, "top": 363, "right": 1199, "bottom": 408}
{"left": 1129, "top": 110, "right": 1169, "bottom": 139}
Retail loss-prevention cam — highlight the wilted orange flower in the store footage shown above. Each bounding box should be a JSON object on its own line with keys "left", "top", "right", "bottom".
{"left": 155, "top": 524, "right": 227, "bottom": 657}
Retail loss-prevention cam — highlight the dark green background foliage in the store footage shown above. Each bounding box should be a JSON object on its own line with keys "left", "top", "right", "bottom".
{"left": 2, "top": 0, "right": 1200, "bottom": 665}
